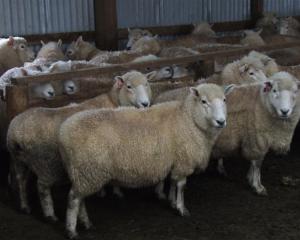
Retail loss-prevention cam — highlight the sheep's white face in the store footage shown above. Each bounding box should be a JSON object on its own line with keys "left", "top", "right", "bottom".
{"left": 33, "top": 83, "right": 55, "bottom": 100}
{"left": 263, "top": 75, "right": 299, "bottom": 119}
{"left": 10, "top": 38, "right": 35, "bottom": 63}
{"left": 115, "top": 71, "right": 155, "bottom": 108}
{"left": 64, "top": 80, "right": 78, "bottom": 95}
{"left": 239, "top": 65, "right": 267, "bottom": 83}
{"left": 190, "top": 85, "right": 234, "bottom": 129}
{"left": 155, "top": 66, "right": 174, "bottom": 80}
{"left": 126, "top": 28, "right": 153, "bottom": 50}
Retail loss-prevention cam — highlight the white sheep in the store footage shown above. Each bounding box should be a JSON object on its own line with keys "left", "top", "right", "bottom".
{"left": 256, "top": 12, "right": 279, "bottom": 36}
{"left": 212, "top": 72, "right": 300, "bottom": 195}
{"left": 240, "top": 29, "right": 266, "bottom": 47}
{"left": 126, "top": 28, "right": 153, "bottom": 50}
{"left": 58, "top": 83, "right": 234, "bottom": 239}
{"left": 7, "top": 70, "right": 155, "bottom": 220}
{"left": 0, "top": 36, "right": 35, "bottom": 75}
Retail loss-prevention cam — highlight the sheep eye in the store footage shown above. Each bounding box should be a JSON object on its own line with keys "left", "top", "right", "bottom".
{"left": 67, "top": 51, "right": 73, "bottom": 55}
{"left": 223, "top": 98, "right": 226, "bottom": 102}
{"left": 273, "top": 89, "right": 277, "bottom": 93}
{"left": 201, "top": 100, "right": 207, "bottom": 104}
{"left": 127, "top": 85, "right": 132, "bottom": 89}
{"left": 20, "top": 44, "right": 25, "bottom": 49}
{"left": 249, "top": 72, "right": 254, "bottom": 75}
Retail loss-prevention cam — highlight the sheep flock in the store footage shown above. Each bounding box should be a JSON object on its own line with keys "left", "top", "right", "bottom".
{"left": 2, "top": 12, "right": 300, "bottom": 239}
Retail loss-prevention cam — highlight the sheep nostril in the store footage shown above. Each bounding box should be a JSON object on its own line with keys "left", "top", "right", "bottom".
{"left": 48, "top": 92, "right": 54, "bottom": 97}
{"left": 280, "top": 109, "right": 289, "bottom": 116}
{"left": 141, "top": 102, "right": 149, "bottom": 107}
{"left": 216, "top": 119, "right": 225, "bottom": 127}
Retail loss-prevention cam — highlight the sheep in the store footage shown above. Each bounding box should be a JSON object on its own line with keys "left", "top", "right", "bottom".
{"left": 66, "top": 36, "right": 103, "bottom": 61}
{"left": 192, "top": 22, "right": 216, "bottom": 37}
{"left": 126, "top": 28, "right": 153, "bottom": 49}
{"left": 58, "top": 83, "right": 234, "bottom": 239}
{"left": 159, "top": 46, "right": 199, "bottom": 58}
{"left": 240, "top": 29, "right": 266, "bottom": 47}
{"left": 7, "top": 70, "right": 155, "bottom": 221}
{"left": 212, "top": 72, "right": 300, "bottom": 195}
{"left": 0, "top": 36, "right": 35, "bottom": 75}
{"left": 256, "top": 12, "right": 279, "bottom": 36}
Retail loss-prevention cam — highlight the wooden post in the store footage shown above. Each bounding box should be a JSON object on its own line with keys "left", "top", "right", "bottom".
{"left": 251, "top": 0, "right": 264, "bottom": 25}
{"left": 6, "top": 85, "right": 29, "bottom": 121}
{"left": 94, "top": 0, "right": 118, "bottom": 50}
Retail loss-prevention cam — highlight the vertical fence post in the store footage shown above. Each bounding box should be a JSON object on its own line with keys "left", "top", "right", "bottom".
{"left": 6, "top": 85, "right": 29, "bottom": 121}
{"left": 251, "top": 0, "right": 264, "bottom": 25}
{"left": 94, "top": 0, "right": 118, "bottom": 50}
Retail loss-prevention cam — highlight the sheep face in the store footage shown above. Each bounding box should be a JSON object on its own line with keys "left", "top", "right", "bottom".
{"left": 126, "top": 28, "right": 153, "bottom": 50}
{"left": 63, "top": 80, "right": 78, "bottom": 95}
{"left": 115, "top": 71, "right": 155, "bottom": 108}
{"left": 32, "top": 83, "right": 55, "bottom": 100}
{"left": 37, "top": 40, "right": 65, "bottom": 62}
{"left": 239, "top": 64, "right": 267, "bottom": 83}
{"left": 8, "top": 37, "right": 35, "bottom": 63}
{"left": 189, "top": 84, "right": 234, "bottom": 129}
{"left": 263, "top": 72, "right": 299, "bottom": 119}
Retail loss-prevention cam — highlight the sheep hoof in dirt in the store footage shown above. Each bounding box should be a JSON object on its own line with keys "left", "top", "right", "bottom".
{"left": 65, "top": 230, "right": 79, "bottom": 240}
{"left": 178, "top": 207, "right": 191, "bottom": 217}
{"left": 20, "top": 205, "right": 31, "bottom": 215}
{"left": 45, "top": 215, "right": 58, "bottom": 224}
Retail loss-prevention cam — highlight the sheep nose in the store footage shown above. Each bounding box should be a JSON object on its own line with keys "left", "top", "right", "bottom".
{"left": 126, "top": 47, "right": 131, "bottom": 50}
{"left": 216, "top": 119, "right": 226, "bottom": 127}
{"left": 68, "top": 86, "right": 74, "bottom": 91}
{"left": 141, "top": 102, "right": 150, "bottom": 107}
{"left": 280, "top": 109, "right": 289, "bottom": 116}
{"left": 48, "top": 91, "right": 54, "bottom": 97}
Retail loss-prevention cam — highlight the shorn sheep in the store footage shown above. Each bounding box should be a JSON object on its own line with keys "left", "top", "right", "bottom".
{"left": 213, "top": 72, "right": 300, "bottom": 195}
{"left": 0, "top": 36, "right": 35, "bottom": 75}
{"left": 58, "top": 83, "right": 234, "bottom": 239}
{"left": 7, "top": 70, "right": 155, "bottom": 221}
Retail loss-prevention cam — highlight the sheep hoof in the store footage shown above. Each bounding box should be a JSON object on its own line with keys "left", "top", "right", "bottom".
{"left": 83, "top": 222, "right": 94, "bottom": 231}
{"left": 178, "top": 207, "right": 191, "bottom": 217}
{"left": 256, "top": 187, "right": 268, "bottom": 196}
{"left": 65, "top": 230, "right": 79, "bottom": 240}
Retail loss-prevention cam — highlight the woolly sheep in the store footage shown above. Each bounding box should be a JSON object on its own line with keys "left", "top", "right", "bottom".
{"left": 126, "top": 28, "right": 153, "bottom": 49}
{"left": 58, "top": 83, "right": 234, "bottom": 239}
{"left": 212, "top": 72, "right": 300, "bottom": 195}
{"left": 7, "top": 70, "right": 155, "bottom": 220}
{"left": 192, "top": 22, "right": 216, "bottom": 37}
{"left": 240, "top": 29, "right": 266, "bottom": 47}
{"left": 0, "top": 36, "right": 35, "bottom": 75}
{"left": 256, "top": 12, "right": 279, "bottom": 36}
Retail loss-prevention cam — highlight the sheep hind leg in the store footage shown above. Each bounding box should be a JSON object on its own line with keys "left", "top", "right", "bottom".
{"left": 175, "top": 178, "right": 190, "bottom": 217}
{"left": 155, "top": 181, "right": 166, "bottom": 200}
{"left": 168, "top": 180, "right": 176, "bottom": 208}
{"left": 247, "top": 160, "right": 267, "bottom": 196}
{"left": 65, "top": 188, "right": 81, "bottom": 240}
{"left": 78, "top": 200, "right": 93, "bottom": 230}
{"left": 37, "top": 180, "right": 57, "bottom": 222}
{"left": 13, "top": 160, "right": 31, "bottom": 214}
{"left": 217, "top": 158, "right": 228, "bottom": 177}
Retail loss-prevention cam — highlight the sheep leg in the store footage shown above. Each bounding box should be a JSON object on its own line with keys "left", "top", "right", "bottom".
{"left": 97, "top": 188, "right": 106, "bottom": 198}
{"left": 176, "top": 178, "right": 190, "bottom": 217}
{"left": 168, "top": 180, "right": 176, "bottom": 208}
{"left": 37, "top": 180, "right": 57, "bottom": 222}
{"left": 217, "top": 158, "right": 228, "bottom": 176}
{"left": 78, "top": 200, "right": 93, "bottom": 230}
{"left": 66, "top": 188, "right": 81, "bottom": 239}
{"left": 247, "top": 160, "right": 267, "bottom": 196}
{"left": 112, "top": 186, "right": 124, "bottom": 198}
{"left": 14, "top": 161, "right": 31, "bottom": 214}
{"left": 155, "top": 181, "right": 166, "bottom": 200}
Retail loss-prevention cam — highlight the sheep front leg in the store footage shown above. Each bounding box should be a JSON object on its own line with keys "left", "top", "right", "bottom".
{"left": 247, "top": 160, "right": 267, "bottom": 196}
{"left": 168, "top": 180, "right": 176, "bottom": 207}
{"left": 37, "top": 180, "right": 57, "bottom": 222}
{"left": 66, "top": 188, "right": 81, "bottom": 239}
{"left": 78, "top": 200, "right": 93, "bottom": 230}
{"left": 176, "top": 178, "right": 190, "bottom": 217}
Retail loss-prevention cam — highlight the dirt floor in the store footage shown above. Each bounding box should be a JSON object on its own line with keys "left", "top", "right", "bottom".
{"left": 0, "top": 137, "right": 300, "bottom": 240}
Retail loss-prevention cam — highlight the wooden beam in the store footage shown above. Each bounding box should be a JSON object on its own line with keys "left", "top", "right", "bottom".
{"left": 251, "top": 0, "right": 264, "bottom": 24}
{"left": 118, "top": 20, "right": 254, "bottom": 40}
{"left": 94, "top": 0, "right": 118, "bottom": 50}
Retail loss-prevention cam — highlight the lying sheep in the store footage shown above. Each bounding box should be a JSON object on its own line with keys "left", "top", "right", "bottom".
{"left": 58, "top": 83, "right": 234, "bottom": 239}
{"left": 7, "top": 70, "right": 155, "bottom": 221}
{"left": 126, "top": 28, "right": 153, "bottom": 49}
{"left": 192, "top": 22, "right": 216, "bottom": 37}
{"left": 212, "top": 72, "right": 300, "bottom": 195}
{"left": 0, "top": 36, "right": 35, "bottom": 75}
{"left": 240, "top": 29, "right": 266, "bottom": 47}
{"left": 277, "top": 16, "right": 300, "bottom": 37}
{"left": 256, "top": 12, "right": 279, "bottom": 36}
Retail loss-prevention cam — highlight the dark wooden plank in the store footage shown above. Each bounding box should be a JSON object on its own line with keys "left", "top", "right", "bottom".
{"left": 118, "top": 20, "right": 254, "bottom": 39}
{"left": 6, "top": 86, "right": 29, "bottom": 120}
{"left": 94, "top": 0, "right": 118, "bottom": 50}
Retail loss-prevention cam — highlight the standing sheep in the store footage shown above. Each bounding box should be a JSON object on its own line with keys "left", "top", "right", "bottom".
{"left": 7, "top": 70, "right": 155, "bottom": 221}
{"left": 213, "top": 72, "right": 300, "bottom": 195}
{"left": 0, "top": 36, "right": 35, "bottom": 75}
{"left": 58, "top": 83, "right": 234, "bottom": 239}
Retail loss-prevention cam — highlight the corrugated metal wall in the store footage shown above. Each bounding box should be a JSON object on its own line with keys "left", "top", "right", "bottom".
{"left": 116, "top": 0, "right": 251, "bottom": 28}
{"left": 264, "top": 0, "right": 300, "bottom": 17}
{"left": 0, "top": 0, "right": 94, "bottom": 36}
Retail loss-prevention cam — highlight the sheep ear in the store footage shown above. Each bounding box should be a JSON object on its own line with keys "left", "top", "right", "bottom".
{"left": 57, "top": 39, "right": 62, "bottom": 47}
{"left": 145, "top": 71, "right": 157, "bottom": 81}
{"left": 114, "top": 76, "right": 125, "bottom": 89}
{"left": 190, "top": 87, "right": 200, "bottom": 98}
{"left": 75, "top": 36, "right": 83, "bottom": 47}
{"left": 40, "top": 40, "right": 46, "bottom": 46}
{"left": 224, "top": 84, "right": 235, "bottom": 96}
{"left": 239, "top": 64, "right": 249, "bottom": 73}
{"left": 263, "top": 81, "right": 273, "bottom": 93}
{"left": 7, "top": 36, "right": 14, "bottom": 46}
